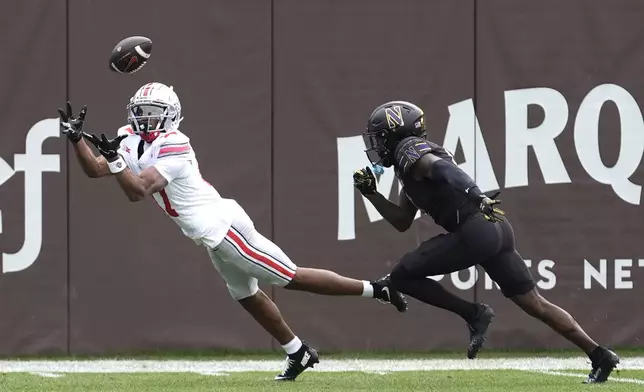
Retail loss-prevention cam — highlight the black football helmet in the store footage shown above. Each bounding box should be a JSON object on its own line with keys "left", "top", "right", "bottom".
{"left": 363, "top": 100, "right": 426, "bottom": 167}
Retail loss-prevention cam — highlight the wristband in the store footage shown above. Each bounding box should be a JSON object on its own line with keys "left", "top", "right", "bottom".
{"left": 108, "top": 156, "right": 126, "bottom": 174}
{"left": 70, "top": 132, "right": 82, "bottom": 144}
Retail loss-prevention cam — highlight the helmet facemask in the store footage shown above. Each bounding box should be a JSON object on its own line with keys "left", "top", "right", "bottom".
{"left": 127, "top": 102, "right": 176, "bottom": 143}
{"left": 363, "top": 128, "right": 394, "bottom": 167}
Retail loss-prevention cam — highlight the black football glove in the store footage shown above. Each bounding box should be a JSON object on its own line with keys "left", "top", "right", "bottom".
{"left": 83, "top": 133, "right": 127, "bottom": 162}
{"left": 353, "top": 167, "right": 377, "bottom": 195}
{"left": 479, "top": 191, "right": 505, "bottom": 223}
{"left": 58, "top": 101, "right": 87, "bottom": 144}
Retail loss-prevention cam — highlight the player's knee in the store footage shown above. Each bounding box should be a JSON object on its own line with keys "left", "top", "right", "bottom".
{"left": 499, "top": 276, "right": 536, "bottom": 300}
{"left": 282, "top": 267, "right": 307, "bottom": 290}
{"left": 389, "top": 263, "right": 410, "bottom": 287}
{"left": 228, "top": 281, "right": 260, "bottom": 301}
{"left": 288, "top": 267, "right": 305, "bottom": 282}
{"left": 511, "top": 288, "right": 547, "bottom": 318}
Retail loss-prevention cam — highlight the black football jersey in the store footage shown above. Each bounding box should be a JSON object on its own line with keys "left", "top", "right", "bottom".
{"left": 394, "top": 136, "right": 479, "bottom": 231}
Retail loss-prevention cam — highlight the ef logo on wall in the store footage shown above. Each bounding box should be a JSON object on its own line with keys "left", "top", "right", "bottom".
{"left": 0, "top": 118, "right": 60, "bottom": 273}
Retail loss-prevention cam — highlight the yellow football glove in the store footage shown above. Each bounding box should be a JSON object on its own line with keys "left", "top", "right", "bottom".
{"left": 353, "top": 167, "right": 377, "bottom": 195}
{"left": 479, "top": 191, "right": 505, "bottom": 223}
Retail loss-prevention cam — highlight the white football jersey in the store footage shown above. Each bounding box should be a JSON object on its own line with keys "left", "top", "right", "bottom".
{"left": 117, "top": 125, "right": 236, "bottom": 247}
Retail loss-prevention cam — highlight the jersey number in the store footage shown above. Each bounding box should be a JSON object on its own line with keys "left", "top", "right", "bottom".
{"left": 158, "top": 189, "right": 179, "bottom": 217}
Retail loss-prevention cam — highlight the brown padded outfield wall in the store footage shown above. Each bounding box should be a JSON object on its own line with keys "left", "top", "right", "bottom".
{"left": 0, "top": 0, "right": 643, "bottom": 355}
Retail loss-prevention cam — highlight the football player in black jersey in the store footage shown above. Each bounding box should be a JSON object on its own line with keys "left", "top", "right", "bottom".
{"left": 353, "top": 100, "right": 619, "bottom": 384}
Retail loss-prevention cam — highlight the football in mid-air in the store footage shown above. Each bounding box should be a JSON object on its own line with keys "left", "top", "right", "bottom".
{"left": 109, "top": 36, "right": 152, "bottom": 74}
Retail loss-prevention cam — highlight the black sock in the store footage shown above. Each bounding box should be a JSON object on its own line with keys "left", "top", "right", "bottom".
{"left": 394, "top": 277, "right": 480, "bottom": 322}
{"left": 370, "top": 281, "right": 383, "bottom": 298}
{"left": 589, "top": 345, "right": 603, "bottom": 363}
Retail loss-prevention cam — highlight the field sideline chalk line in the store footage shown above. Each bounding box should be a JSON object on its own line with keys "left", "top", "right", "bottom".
{"left": 0, "top": 356, "right": 642, "bottom": 374}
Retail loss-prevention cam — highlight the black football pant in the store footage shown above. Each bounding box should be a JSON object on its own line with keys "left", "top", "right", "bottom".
{"left": 389, "top": 212, "right": 536, "bottom": 321}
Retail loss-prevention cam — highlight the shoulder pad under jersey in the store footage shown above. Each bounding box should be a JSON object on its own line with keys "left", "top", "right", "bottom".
{"left": 157, "top": 130, "right": 192, "bottom": 160}
{"left": 160, "top": 130, "right": 190, "bottom": 144}
{"left": 117, "top": 125, "right": 135, "bottom": 137}
{"left": 394, "top": 136, "right": 433, "bottom": 175}
{"left": 426, "top": 142, "right": 455, "bottom": 162}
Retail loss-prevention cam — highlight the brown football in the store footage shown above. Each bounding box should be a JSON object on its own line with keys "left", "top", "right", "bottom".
{"left": 109, "top": 36, "right": 152, "bottom": 74}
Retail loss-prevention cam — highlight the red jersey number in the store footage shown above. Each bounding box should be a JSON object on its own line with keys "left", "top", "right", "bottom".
{"left": 158, "top": 189, "right": 179, "bottom": 217}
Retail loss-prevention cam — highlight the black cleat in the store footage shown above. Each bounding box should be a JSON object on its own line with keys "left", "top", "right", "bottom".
{"left": 583, "top": 347, "right": 620, "bottom": 384}
{"left": 274, "top": 341, "right": 319, "bottom": 381}
{"left": 372, "top": 274, "right": 407, "bottom": 313}
{"left": 466, "top": 303, "right": 494, "bottom": 359}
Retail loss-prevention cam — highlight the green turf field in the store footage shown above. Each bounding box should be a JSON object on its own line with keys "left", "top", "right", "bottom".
{"left": 1, "top": 355, "right": 641, "bottom": 391}
{"left": 1, "top": 370, "right": 643, "bottom": 392}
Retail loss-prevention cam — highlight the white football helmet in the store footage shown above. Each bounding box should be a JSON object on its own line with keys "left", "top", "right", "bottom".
{"left": 127, "top": 82, "right": 183, "bottom": 142}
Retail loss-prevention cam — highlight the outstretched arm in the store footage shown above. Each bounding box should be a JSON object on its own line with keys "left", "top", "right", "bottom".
{"left": 71, "top": 138, "right": 110, "bottom": 178}
{"left": 58, "top": 101, "right": 110, "bottom": 178}
{"left": 113, "top": 166, "right": 168, "bottom": 202}
{"left": 112, "top": 154, "right": 189, "bottom": 202}
{"left": 85, "top": 131, "right": 191, "bottom": 203}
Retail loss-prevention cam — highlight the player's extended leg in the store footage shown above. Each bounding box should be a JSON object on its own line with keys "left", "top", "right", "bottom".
{"left": 221, "top": 224, "right": 406, "bottom": 312}
{"left": 512, "top": 287, "right": 619, "bottom": 382}
{"left": 207, "top": 247, "right": 318, "bottom": 381}
{"left": 284, "top": 267, "right": 365, "bottom": 295}
{"left": 208, "top": 219, "right": 404, "bottom": 380}
{"left": 388, "top": 227, "right": 496, "bottom": 359}
{"left": 238, "top": 289, "right": 296, "bottom": 345}
{"left": 481, "top": 223, "right": 620, "bottom": 383}
{"left": 510, "top": 287, "right": 618, "bottom": 358}
{"left": 283, "top": 267, "right": 405, "bottom": 311}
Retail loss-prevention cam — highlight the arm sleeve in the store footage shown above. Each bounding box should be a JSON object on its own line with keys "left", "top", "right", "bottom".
{"left": 154, "top": 136, "right": 193, "bottom": 183}
{"left": 154, "top": 156, "right": 189, "bottom": 183}
{"left": 117, "top": 125, "right": 134, "bottom": 137}
{"left": 431, "top": 159, "right": 484, "bottom": 201}
{"left": 394, "top": 137, "right": 434, "bottom": 175}
{"left": 116, "top": 125, "right": 133, "bottom": 156}
{"left": 395, "top": 136, "right": 484, "bottom": 201}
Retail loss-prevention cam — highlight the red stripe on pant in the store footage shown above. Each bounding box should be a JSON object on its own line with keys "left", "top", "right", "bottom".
{"left": 226, "top": 229, "right": 294, "bottom": 279}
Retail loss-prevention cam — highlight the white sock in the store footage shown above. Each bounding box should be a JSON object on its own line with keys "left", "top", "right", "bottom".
{"left": 361, "top": 280, "right": 374, "bottom": 298}
{"left": 282, "top": 336, "right": 303, "bottom": 355}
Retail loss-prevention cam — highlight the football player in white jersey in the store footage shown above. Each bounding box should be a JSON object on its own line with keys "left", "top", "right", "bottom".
{"left": 59, "top": 82, "right": 407, "bottom": 381}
